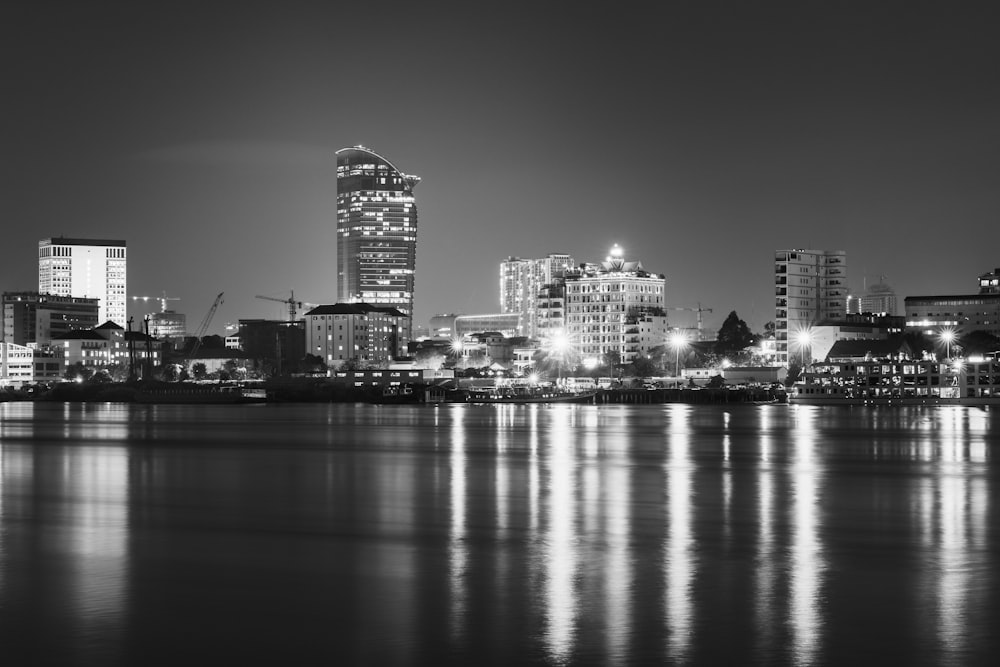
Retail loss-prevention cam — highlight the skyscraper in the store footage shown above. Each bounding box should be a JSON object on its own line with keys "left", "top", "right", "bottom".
{"left": 774, "top": 248, "right": 847, "bottom": 365}
{"left": 336, "top": 146, "right": 419, "bottom": 354}
{"left": 38, "top": 237, "right": 127, "bottom": 327}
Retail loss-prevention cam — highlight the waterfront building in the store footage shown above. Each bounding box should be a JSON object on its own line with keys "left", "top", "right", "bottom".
{"left": 304, "top": 303, "right": 405, "bottom": 369}
{"left": 38, "top": 237, "right": 127, "bottom": 327}
{"left": 2, "top": 291, "right": 100, "bottom": 345}
{"left": 0, "top": 341, "right": 33, "bottom": 387}
{"left": 564, "top": 245, "right": 667, "bottom": 366}
{"left": 429, "top": 313, "right": 521, "bottom": 339}
{"left": 500, "top": 253, "right": 574, "bottom": 338}
{"left": 336, "top": 146, "right": 419, "bottom": 350}
{"left": 774, "top": 248, "right": 848, "bottom": 366}
{"left": 905, "top": 266, "right": 1000, "bottom": 338}
{"left": 794, "top": 351, "right": 1000, "bottom": 403}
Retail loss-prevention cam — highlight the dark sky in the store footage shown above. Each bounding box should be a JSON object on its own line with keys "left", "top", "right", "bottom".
{"left": 3, "top": 1, "right": 998, "bottom": 334}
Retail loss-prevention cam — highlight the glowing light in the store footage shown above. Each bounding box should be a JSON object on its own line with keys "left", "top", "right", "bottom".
{"left": 939, "top": 328, "right": 956, "bottom": 359}
{"left": 669, "top": 332, "right": 689, "bottom": 377}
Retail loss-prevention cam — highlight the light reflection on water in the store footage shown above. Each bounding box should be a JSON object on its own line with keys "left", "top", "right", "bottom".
{"left": 0, "top": 401, "right": 997, "bottom": 665}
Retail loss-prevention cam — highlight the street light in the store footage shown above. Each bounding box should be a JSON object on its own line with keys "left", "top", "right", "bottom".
{"left": 940, "top": 329, "right": 955, "bottom": 360}
{"left": 549, "top": 330, "right": 571, "bottom": 382}
{"left": 669, "top": 332, "right": 688, "bottom": 379}
{"left": 796, "top": 329, "right": 812, "bottom": 367}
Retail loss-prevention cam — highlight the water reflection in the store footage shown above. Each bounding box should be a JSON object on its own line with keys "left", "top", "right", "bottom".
{"left": 664, "top": 404, "right": 693, "bottom": 663}
{"left": 542, "top": 408, "right": 578, "bottom": 663}
{"left": 789, "top": 407, "right": 824, "bottom": 665}
{"left": 0, "top": 402, "right": 997, "bottom": 665}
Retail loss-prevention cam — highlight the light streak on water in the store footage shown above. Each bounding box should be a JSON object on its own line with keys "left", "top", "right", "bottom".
{"left": 789, "top": 407, "right": 824, "bottom": 666}
{"left": 542, "top": 408, "right": 577, "bottom": 664}
{"left": 664, "top": 404, "right": 693, "bottom": 663}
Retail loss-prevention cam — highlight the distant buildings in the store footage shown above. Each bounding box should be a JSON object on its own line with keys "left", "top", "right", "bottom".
{"left": 500, "top": 253, "right": 574, "bottom": 338}
{"left": 564, "top": 245, "right": 667, "bottom": 366}
{"left": 905, "top": 266, "right": 1000, "bottom": 338}
{"left": 848, "top": 276, "right": 899, "bottom": 316}
{"left": 774, "top": 249, "right": 848, "bottom": 366}
{"left": 336, "top": 146, "right": 419, "bottom": 356}
{"left": 38, "top": 237, "right": 127, "bottom": 327}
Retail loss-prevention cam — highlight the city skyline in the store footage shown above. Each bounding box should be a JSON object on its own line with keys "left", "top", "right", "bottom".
{"left": 3, "top": 2, "right": 998, "bottom": 335}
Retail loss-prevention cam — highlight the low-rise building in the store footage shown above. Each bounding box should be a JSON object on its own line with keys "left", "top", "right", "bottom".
{"left": 1, "top": 341, "right": 34, "bottom": 387}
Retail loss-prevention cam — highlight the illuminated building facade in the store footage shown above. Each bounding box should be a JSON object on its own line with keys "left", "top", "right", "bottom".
{"left": 304, "top": 303, "right": 405, "bottom": 368}
{"left": 38, "top": 237, "right": 127, "bottom": 327}
{"left": 336, "top": 146, "right": 419, "bottom": 349}
{"left": 774, "top": 248, "right": 848, "bottom": 366}
{"left": 2, "top": 291, "right": 100, "bottom": 345}
{"left": 905, "top": 267, "right": 1000, "bottom": 338}
{"left": 564, "top": 245, "right": 667, "bottom": 365}
{"left": 500, "top": 253, "right": 574, "bottom": 339}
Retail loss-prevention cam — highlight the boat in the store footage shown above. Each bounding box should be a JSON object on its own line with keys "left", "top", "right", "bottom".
{"left": 135, "top": 382, "right": 268, "bottom": 404}
{"left": 790, "top": 356, "right": 1000, "bottom": 406}
{"left": 465, "top": 386, "right": 600, "bottom": 404}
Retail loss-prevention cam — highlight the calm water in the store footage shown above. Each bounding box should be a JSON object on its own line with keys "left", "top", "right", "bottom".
{"left": 0, "top": 401, "right": 997, "bottom": 666}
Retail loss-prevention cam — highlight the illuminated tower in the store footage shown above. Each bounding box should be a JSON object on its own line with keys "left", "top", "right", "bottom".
{"left": 38, "top": 237, "right": 127, "bottom": 327}
{"left": 336, "top": 146, "right": 419, "bottom": 354}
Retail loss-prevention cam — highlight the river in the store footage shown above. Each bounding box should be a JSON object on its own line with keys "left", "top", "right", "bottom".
{"left": 0, "top": 401, "right": 997, "bottom": 665}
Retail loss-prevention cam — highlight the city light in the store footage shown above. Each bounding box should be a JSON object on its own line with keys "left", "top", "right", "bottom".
{"left": 669, "top": 332, "right": 688, "bottom": 378}
{"left": 940, "top": 329, "right": 955, "bottom": 360}
{"left": 795, "top": 329, "right": 813, "bottom": 367}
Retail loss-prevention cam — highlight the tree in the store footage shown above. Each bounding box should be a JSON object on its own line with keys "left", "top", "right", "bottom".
{"left": 192, "top": 362, "right": 208, "bottom": 380}
{"left": 63, "top": 362, "right": 94, "bottom": 382}
{"left": 715, "top": 311, "right": 755, "bottom": 355}
{"left": 961, "top": 330, "right": 1000, "bottom": 356}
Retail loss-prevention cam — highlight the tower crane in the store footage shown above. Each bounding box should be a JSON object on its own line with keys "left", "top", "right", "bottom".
{"left": 666, "top": 303, "right": 713, "bottom": 339}
{"left": 255, "top": 290, "right": 317, "bottom": 321}
{"left": 189, "top": 292, "right": 224, "bottom": 359}
{"left": 132, "top": 291, "right": 180, "bottom": 313}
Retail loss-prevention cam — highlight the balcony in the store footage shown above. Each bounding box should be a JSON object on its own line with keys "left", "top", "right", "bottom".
{"left": 776, "top": 288, "right": 787, "bottom": 296}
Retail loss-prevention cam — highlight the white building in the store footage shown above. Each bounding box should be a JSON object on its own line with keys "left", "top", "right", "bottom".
{"left": 38, "top": 237, "right": 127, "bottom": 327}
{"left": 1, "top": 341, "right": 34, "bottom": 387}
{"left": 564, "top": 245, "right": 667, "bottom": 365}
{"left": 774, "top": 248, "right": 848, "bottom": 366}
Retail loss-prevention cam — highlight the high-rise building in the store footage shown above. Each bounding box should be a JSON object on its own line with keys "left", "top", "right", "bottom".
{"left": 500, "top": 253, "right": 574, "bottom": 339}
{"left": 336, "top": 146, "right": 419, "bottom": 356}
{"left": 38, "top": 237, "right": 127, "bottom": 327}
{"left": 774, "top": 248, "right": 848, "bottom": 366}
{"left": 564, "top": 245, "right": 667, "bottom": 366}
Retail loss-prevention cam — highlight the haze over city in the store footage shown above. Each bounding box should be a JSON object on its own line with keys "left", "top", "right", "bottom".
{"left": 4, "top": 1, "right": 998, "bottom": 334}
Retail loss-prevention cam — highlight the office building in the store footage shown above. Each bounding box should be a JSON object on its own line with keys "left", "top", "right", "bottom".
{"left": 774, "top": 249, "right": 848, "bottom": 366}
{"left": 564, "top": 245, "right": 667, "bottom": 366}
{"left": 304, "top": 303, "right": 405, "bottom": 369}
{"left": 38, "top": 237, "right": 127, "bottom": 327}
{"left": 500, "top": 253, "right": 574, "bottom": 339}
{"left": 336, "top": 146, "right": 419, "bottom": 351}
{"left": 905, "top": 267, "right": 1000, "bottom": 338}
{"left": 2, "top": 291, "right": 100, "bottom": 345}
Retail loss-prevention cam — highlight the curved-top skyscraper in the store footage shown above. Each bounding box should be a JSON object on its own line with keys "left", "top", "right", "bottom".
{"left": 336, "top": 146, "right": 419, "bottom": 353}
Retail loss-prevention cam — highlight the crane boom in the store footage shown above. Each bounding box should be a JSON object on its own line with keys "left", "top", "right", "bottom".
{"left": 254, "top": 290, "right": 316, "bottom": 321}
{"left": 189, "top": 292, "right": 224, "bottom": 359}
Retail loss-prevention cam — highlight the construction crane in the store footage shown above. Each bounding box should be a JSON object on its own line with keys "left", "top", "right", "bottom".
{"left": 189, "top": 292, "right": 224, "bottom": 359}
{"left": 666, "top": 303, "right": 713, "bottom": 339}
{"left": 132, "top": 291, "right": 180, "bottom": 313}
{"left": 255, "top": 290, "right": 317, "bottom": 321}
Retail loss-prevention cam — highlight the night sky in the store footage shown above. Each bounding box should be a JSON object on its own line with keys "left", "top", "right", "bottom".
{"left": 3, "top": 1, "right": 998, "bottom": 335}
